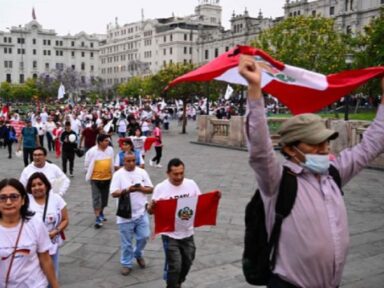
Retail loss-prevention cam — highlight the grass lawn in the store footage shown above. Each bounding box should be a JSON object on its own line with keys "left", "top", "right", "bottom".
{"left": 268, "top": 111, "right": 376, "bottom": 121}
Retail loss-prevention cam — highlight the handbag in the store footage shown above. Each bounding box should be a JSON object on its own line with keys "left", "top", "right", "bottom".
{"left": 116, "top": 193, "right": 132, "bottom": 219}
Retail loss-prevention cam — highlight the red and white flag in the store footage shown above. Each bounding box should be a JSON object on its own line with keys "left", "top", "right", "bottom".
{"left": 154, "top": 191, "right": 220, "bottom": 235}
{"left": 166, "top": 46, "right": 384, "bottom": 114}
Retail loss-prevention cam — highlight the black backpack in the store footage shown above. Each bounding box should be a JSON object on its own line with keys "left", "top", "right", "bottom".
{"left": 242, "top": 165, "right": 342, "bottom": 286}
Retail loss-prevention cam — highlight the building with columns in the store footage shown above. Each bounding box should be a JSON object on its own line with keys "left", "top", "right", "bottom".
{"left": 0, "top": 20, "right": 102, "bottom": 84}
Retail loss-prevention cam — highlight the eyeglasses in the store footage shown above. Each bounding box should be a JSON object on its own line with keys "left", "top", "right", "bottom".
{"left": 33, "top": 153, "right": 45, "bottom": 157}
{"left": 0, "top": 194, "right": 21, "bottom": 203}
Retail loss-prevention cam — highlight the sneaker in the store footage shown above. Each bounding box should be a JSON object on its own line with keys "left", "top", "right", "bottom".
{"left": 149, "top": 160, "right": 154, "bottom": 167}
{"left": 136, "top": 257, "right": 146, "bottom": 269}
{"left": 94, "top": 217, "right": 103, "bottom": 229}
{"left": 99, "top": 212, "right": 107, "bottom": 222}
{"left": 155, "top": 164, "right": 162, "bottom": 168}
{"left": 120, "top": 267, "right": 132, "bottom": 276}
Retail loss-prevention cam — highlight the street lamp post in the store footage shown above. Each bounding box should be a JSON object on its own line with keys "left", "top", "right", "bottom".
{"left": 344, "top": 53, "right": 354, "bottom": 121}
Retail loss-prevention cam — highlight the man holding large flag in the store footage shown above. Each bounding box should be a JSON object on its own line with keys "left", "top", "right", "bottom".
{"left": 239, "top": 55, "right": 384, "bottom": 288}
{"left": 148, "top": 158, "right": 201, "bottom": 288}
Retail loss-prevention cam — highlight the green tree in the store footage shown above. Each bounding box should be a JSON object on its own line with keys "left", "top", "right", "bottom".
{"left": 0, "top": 82, "right": 12, "bottom": 102}
{"left": 352, "top": 8, "right": 384, "bottom": 98}
{"left": 152, "top": 63, "right": 206, "bottom": 133}
{"left": 251, "top": 16, "right": 349, "bottom": 74}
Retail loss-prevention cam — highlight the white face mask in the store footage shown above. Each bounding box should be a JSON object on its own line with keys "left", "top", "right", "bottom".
{"left": 294, "top": 147, "right": 330, "bottom": 174}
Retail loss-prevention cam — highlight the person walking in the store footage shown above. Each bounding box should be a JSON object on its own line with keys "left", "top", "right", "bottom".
{"left": 0, "top": 178, "right": 59, "bottom": 288}
{"left": 238, "top": 55, "right": 384, "bottom": 288}
{"left": 149, "top": 121, "right": 163, "bottom": 168}
{"left": 26, "top": 172, "right": 69, "bottom": 279}
{"left": 84, "top": 134, "right": 114, "bottom": 229}
{"left": 110, "top": 151, "right": 153, "bottom": 276}
{"left": 17, "top": 119, "right": 40, "bottom": 167}
{"left": 45, "top": 116, "right": 56, "bottom": 152}
{"left": 19, "top": 147, "right": 70, "bottom": 197}
{"left": 148, "top": 158, "right": 201, "bottom": 288}
{"left": 60, "top": 121, "right": 77, "bottom": 177}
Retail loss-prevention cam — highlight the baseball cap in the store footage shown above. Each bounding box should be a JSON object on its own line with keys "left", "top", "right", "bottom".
{"left": 278, "top": 113, "right": 338, "bottom": 145}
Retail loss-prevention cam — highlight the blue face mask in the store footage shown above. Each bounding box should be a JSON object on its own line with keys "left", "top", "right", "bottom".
{"left": 294, "top": 147, "right": 330, "bottom": 174}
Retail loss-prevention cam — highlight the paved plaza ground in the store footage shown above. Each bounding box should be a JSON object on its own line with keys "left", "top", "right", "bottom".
{"left": 1, "top": 119, "right": 384, "bottom": 287}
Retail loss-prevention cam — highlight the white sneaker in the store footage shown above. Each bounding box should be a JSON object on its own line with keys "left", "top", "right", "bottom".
{"left": 155, "top": 164, "right": 162, "bottom": 168}
{"left": 149, "top": 160, "right": 154, "bottom": 167}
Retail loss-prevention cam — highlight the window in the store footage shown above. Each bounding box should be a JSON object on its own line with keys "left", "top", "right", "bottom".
{"left": 33, "top": 61, "right": 37, "bottom": 68}
{"left": 43, "top": 39, "right": 47, "bottom": 45}
{"left": 32, "top": 38, "right": 36, "bottom": 44}
{"left": 43, "top": 50, "right": 47, "bottom": 56}
{"left": 71, "top": 51, "right": 75, "bottom": 57}
{"left": 4, "top": 61, "right": 13, "bottom": 68}
{"left": 71, "top": 41, "right": 75, "bottom": 47}
{"left": 190, "top": 33, "right": 193, "bottom": 41}
{"left": 90, "top": 52, "right": 94, "bottom": 58}
{"left": 312, "top": 10, "right": 316, "bottom": 16}
{"left": 184, "top": 34, "right": 187, "bottom": 41}
{"left": 33, "top": 49, "right": 36, "bottom": 55}
{"left": 81, "top": 52, "right": 85, "bottom": 57}
{"left": 170, "top": 34, "right": 173, "bottom": 41}
{"left": 81, "top": 76, "right": 86, "bottom": 84}
{"left": 47, "top": 40, "right": 51, "bottom": 45}
{"left": 6, "top": 74, "right": 11, "bottom": 83}
{"left": 215, "top": 48, "right": 219, "bottom": 57}
{"left": 90, "top": 43, "right": 94, "bottom": 48}
{"left": 91, "top": 65, "right": 94, "bottom": 72}
{"left": 71, "top": 65, "right": 75, "bottom": 70}
{"left": 205, "top": 49, "right": 209, "bottom": 60}
{"left": 17, "top": 48, "right": 25, "bottom": 54}
{"left": 163, "top": 49, "right": 166, "bottom": 56}
{"left": 33, "top": 74, "right": 37, "bottom": 79}
{"left": 45, "top": 63, "right": 49, "bottom": 69}
{"left": 48, "top": 50, "right": 51, "bottom": 56}
{"left": 17, "top": 38, "right": 25, "bottom": 44}
{"left": 189, "top": 47, "right": 192, "bottom": 54}
{"left": 225, "top": 46, "right": 229, "bottom": 52}
{"left": 19, "top": 62, "right": 24, "bottom": 70}
{"left": 330, "top": 6, "right": 335, "bottom": 16}
{"left": 81, "top": 42, "right": 85, "bottom": 47}
{"left": 19, "top": 74, "right": 24, "bottom": 83}
{"left": 164, "top": 36, "right": 166, "bottom": 42}
{"left": 81, "top": 62, "right": 85, "bottom": 70}
{"left": 3, "top": 37, "right": 6, "bottom": 43}
{"left": 184, "top": 47, "right": 187, "bottom": 54}
{"left": 170, "top": 47, "right": 173, "bottom": 55}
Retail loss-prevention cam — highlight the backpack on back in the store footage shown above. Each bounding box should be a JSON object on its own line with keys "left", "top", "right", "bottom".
{"left": 242, "top": 165, "right": 342, "bottom": 286}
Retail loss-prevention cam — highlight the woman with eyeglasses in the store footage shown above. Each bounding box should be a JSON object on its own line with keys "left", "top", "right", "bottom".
{"left": 26, "top": 172, "right": 69, "bottom": 282}
{"left": 0, "top": 178, "right": 59, "bottom": 288}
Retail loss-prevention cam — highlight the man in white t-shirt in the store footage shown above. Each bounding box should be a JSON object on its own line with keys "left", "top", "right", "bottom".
{"left": 110, "top": 151, "right": 153, "bottom": 276}
{"left": 148, "top": 158, "right": 201, "bottom": 288}
{"left": 19, "top": 147, "right": 70, "bottom": 197}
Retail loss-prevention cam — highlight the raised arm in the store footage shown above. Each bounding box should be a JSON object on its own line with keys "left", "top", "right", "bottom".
{"left": 239, "top": 55, "right": 282, "bottom": 196}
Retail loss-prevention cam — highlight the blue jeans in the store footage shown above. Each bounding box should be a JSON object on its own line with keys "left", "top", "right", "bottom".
{"left": 48, "top": 252, "right": 60, "bottom": 288}
{"left": 118, "top": 213, "right": 150, "bottom": 268}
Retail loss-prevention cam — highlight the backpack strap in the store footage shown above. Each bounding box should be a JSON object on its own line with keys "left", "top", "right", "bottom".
{"left": 329, "top": 165, "right": 343, "bottom": 195}
{"left": 268, "top": 166, "right": 298, "bottom": 270}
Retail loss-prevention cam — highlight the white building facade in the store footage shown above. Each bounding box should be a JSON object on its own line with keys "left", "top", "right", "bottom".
{"left": 0, "top": 20, "right": 101, "bottom": 84}
{"left": 284, "top": 0, "right": 384, "bottom": 34}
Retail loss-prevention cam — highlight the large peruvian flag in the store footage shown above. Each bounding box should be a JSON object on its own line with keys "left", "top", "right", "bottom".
{"left": 154, "top": 191, "right": 220, "bottom": 235}
{"left": 166, "top": 46, "right": 384, "bottom": 114}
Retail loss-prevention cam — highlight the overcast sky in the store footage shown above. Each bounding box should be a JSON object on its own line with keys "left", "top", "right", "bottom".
{"left": 0, "top": 0, "right": 286, "bottom": 35}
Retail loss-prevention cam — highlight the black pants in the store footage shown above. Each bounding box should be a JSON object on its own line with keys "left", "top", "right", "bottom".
{"left": 39, "top": 135, "right": 44, "bottom": 148}
{"left": 5, "top": 141, "right": 12, "bottom": 158}
{"left": 46, "top": 132, "right": 54, "bottom": 151}
{"left": 62, "top": 150, "right": 75, "bottom": 174}
{"left": 162, "top": 235, "right": 195, "bottom": 288}
{"left": 23, "top": 147, "right": 34, "bottom": 167}
{"left": 152, "top": 146, "right": 162, "bottom": 164}
{"left": 268, "top": 274, "right": 300, "bottom": 288}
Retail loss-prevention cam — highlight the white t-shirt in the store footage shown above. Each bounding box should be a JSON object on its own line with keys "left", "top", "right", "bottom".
{"left": 152, "top": 178, "right": 201, "bottom": 239}
{"left": 19, "top": 162, "right": 71, "bottom": 197}
{"left": 130, "top": 136, "right": 147, "bottom": 155}
{"left": 117, "top": 119, "right": 128, "bottom": 133}
{"left": 0, "top": 216, "right": 52, "bottom": 288}
{"left": 28, "top": 193, "right": 67, "bottom": 255}
{"left": 110, "top": 167, "right": 153, "bottom": 224}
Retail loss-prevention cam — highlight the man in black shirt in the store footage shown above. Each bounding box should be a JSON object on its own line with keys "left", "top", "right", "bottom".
{"left": 60, "top": 121, "right": 77, "bottom": 177}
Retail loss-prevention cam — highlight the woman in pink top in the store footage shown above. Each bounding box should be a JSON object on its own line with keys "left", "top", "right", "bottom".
{"left": 149, "top": 121, "right": 163, "bottom": 168}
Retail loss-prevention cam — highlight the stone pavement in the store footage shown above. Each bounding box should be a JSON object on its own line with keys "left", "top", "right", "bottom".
{"left": 1, "top": 119, "right": 384, "bottom": 287}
